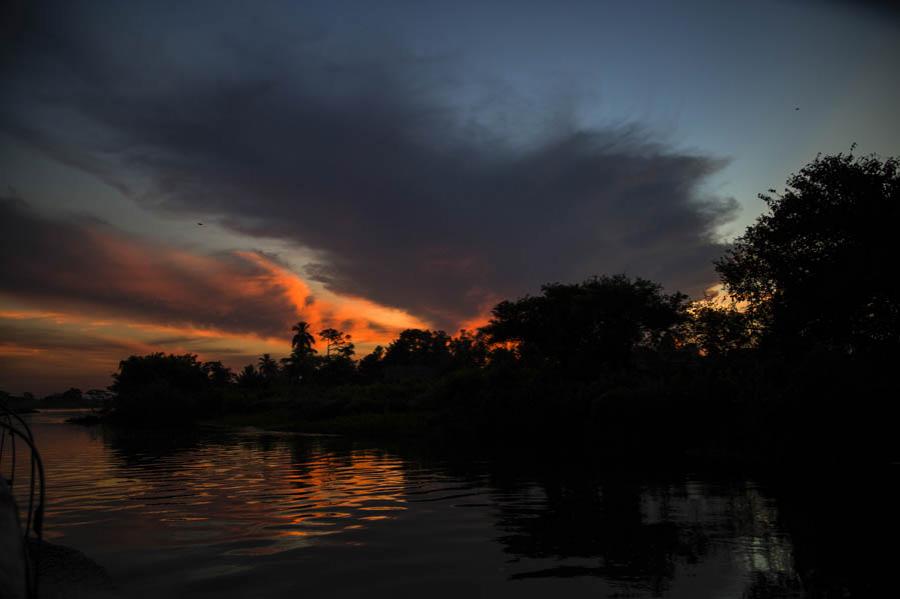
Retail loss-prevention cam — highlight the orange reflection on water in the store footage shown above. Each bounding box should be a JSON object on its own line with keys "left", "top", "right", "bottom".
{"left": 269, "top": 449, "right": 408, "bottom": 550}
{"left": 21, "top": 414, "right": 410, "bottom": 559}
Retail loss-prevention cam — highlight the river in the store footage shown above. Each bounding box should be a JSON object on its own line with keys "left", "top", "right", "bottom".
{"left": 10, "top": 409, "right": 893, "bottom": 597}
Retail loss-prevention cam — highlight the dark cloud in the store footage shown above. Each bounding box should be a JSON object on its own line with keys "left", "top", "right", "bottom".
{"left": 0, "top": 197, "right": 299, "bottom": 337}
{"left": 1, "top": 1, "right": 738, "bottom": 328}
{"left": 821, "top": 0, "right": 900, "bottom": 19}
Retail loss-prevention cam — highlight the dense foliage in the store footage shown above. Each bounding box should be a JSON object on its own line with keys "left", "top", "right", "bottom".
{"left": 482, "top": 275, "right": 688, "bottom": 374}
{"left": 110, "top": 353, "right": 231, "bottom": 422}
{"left": 716, "top": 152, "right": 900, "bottom": 354}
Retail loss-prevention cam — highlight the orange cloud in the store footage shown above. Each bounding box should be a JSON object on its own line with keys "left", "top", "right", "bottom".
{"left": 0, "top": 195, "right": 467, "bottom": 396}
{"left": 241, "top": 252, "right": 430, "bottom": 346}
{"left": 3, "top": 196, "right": 433, "bottom": 342}
{"left": 0, "top": 198, "right": 445, "bottom": 393}
{"left": 695, "top": 283, "right": 749, "bottom": 311}
{"left": 0, "top": 343, "right": 46, "bottom": 357}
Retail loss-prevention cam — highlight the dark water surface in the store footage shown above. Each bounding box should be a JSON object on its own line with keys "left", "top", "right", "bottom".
{"left": 16, "top": 410, "right": 894, "bottom": 598}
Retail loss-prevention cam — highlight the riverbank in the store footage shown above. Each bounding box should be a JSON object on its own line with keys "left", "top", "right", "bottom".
{"left": 70, "top": 390, "right": 896, "bottom": 470}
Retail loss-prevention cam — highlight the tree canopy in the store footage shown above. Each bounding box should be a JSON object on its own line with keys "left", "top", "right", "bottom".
{"left": 715, "top": 152, "right": 900, "bottom": 354}
{"left": 319, "top": 328, "right": 355, "bottom": 359}
{"left": 382, "top": 329, "right": 452, "bottom": 374}
{"left": 481, "top": 274, "right": 688, "bottom": 372}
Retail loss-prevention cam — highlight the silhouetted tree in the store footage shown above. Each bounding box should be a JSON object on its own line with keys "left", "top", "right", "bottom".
{"left": 291, "top": 321, "right": 316, "bottom": 355}
{"left": 685, "top": 301, "right": 755, "bottom": 357}
{"left": 319, "top": 328, "right": 355, "bottom": 359}
{"left": 202, "top": 361, "right": 234, "bottom": 387}
{"left": 281, "top": 353, "right": 319, "bottom": 385}
{"left": 357, "top": 345, "right": 385, "bottom": 382}
{"left": 482, "top": 275, "right": 688, "bottom": 373}
{"left": 110, "top": 353, "right": 218, "bottom": 421}
{"left": 449, "top": 329, "right": 489, "bottom": 369}
{"left": 236, "top": 364, "right": 264, "bottom": 389}
{"left": 317, "top": 328, "right": 356, "bottom": 384}
{"left": 383, "top": 329, "right": 451, "bottom": 370}
{"left": 715, "top": 152, "right": 900, "bottom": 354}
{"left": 257, "top": 353, "right": 280, "bottom": 384}
{"left": 283, "top": 321, "right": 319, "bottom": 384}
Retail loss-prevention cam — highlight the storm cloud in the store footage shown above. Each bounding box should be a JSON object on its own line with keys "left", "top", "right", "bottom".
{"left": 1, "top": 1, "right": 738, "bottom": 328}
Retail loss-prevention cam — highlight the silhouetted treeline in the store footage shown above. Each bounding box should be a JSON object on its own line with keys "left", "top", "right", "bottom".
{"left": 100, "top": 152, "right": 899, "bottom": 462}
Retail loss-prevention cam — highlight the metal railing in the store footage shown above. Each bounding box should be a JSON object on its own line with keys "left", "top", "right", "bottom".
{"left": 0, "top": 401, "right": 45, "bottom": 599}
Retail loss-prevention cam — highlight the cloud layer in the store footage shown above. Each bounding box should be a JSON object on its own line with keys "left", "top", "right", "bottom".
{"left": 0, "top": 197, "right": 426, "bottom": 344}
{"left": 0, "top": 197, "right": 297, "bottom": 337}
{"left": 1, "top": 0, "right": 738, "bottom": 329}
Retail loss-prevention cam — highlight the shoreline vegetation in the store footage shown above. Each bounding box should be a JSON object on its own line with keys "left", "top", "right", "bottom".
{"left": 5, "top": 152, "right": 899, "bottom": 466}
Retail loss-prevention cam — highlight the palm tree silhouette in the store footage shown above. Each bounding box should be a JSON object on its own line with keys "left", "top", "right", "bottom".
{"left": 257, "top": 353, "right": 280, "bottom": 381}
{"left": 291, "top": 321, "right": 316, "bottom": 355}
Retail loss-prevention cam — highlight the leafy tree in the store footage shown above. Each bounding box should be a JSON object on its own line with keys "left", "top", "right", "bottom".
{"left": 316, "top": 328, "right": 356, "bottom": 384}
{"left": 383, "top": 329, "right": 451, "bottom": 369}
{"left": 685, "top": 301, "right": 755, "bottom": 357}
{"left": 319, "top": 328, "right": 355, "bottom": 359}
{"left": 481, "top": 275, "right": 688, "bottom": 371}
{"left": 111, "top": 354, "right": 206, "bottom": 396}
{"left": 110, "top": 353, "right": 217, "bottom": 420}
{"left": 715, "top": 152, "right": 900, "bottom": 354}
{"left": 449, "top": 329, "right": 489, "bottom": 369}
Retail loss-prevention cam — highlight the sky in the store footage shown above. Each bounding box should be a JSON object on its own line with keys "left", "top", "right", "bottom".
{"left": 1, "top": 0, "right": 898, "bottom": 394}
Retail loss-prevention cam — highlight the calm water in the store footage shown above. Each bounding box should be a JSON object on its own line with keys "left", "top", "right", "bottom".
{"left": 11, "top": 410, "right": 893, "bottom": 598}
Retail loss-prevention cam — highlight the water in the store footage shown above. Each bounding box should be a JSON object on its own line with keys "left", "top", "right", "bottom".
{"left": 7, "top": 410, "right": 893, "bottom": 597}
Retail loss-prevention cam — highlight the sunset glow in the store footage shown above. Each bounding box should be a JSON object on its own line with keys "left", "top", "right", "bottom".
{"left": 1, "top": 0, "right": 897, "bottom": 398}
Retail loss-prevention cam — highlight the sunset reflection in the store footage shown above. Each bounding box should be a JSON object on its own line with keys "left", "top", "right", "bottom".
{"left": 13, "top": 411, "right": 856, "bottom": 597}
{"left": 20, "top": 414, "right": 409, "bottom": 561}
